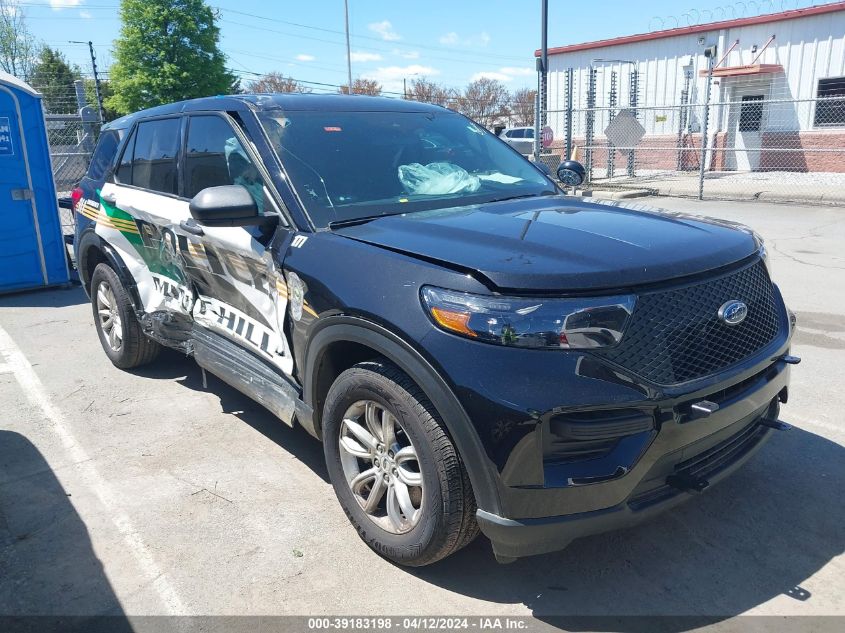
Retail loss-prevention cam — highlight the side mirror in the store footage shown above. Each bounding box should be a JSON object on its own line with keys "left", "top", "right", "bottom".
{"left": 189, "top": 185, "right": 263, "bottom": 227}
{"left": 556, "top": 160, "right": 586, "bottom": 187}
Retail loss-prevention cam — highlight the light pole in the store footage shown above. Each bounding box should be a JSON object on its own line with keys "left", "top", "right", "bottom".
{"left": 344, "top": 0, "right": 353, "bottom": 93}
{"left": 69, "top": 40, "right": 105, "bottom": 122}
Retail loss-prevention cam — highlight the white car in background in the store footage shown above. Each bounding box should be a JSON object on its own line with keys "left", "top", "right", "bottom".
{"left": 499, "top": 126, "right": 535, "bottom": 155}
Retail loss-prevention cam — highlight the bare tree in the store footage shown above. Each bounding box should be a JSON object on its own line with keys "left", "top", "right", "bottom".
{"left": 339, "top": 77, "right": 382, "bottom": 96}
{"left": 454, "top": 77, "right": 510, "bottom": 129}
{"left": 510, "top": 87, "right": 537, "bottom": 127}
{"left": 247, "top": 72, "right": 312, "bottom": 94}
{"left": 405, "top": 77, "right": 455, "bottom": 106}
{"left": 0, "top": 0, "right": 38, "bottom": 80}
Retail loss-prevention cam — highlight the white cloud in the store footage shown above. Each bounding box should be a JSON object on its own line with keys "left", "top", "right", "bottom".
{"left": 350, "top": 51, "right": 382, "bottom": 63}
{"left": 50, "top": 0, "right": 82, "bottom": 10}
{"left": 470, "top": 67, "right": 536, "bottom": 83}
{"left": 79, "top": 10, "right": 92, "bottom": 19}
{"left": 363, "top": 64, "right": 439, "bottom": 93}
{"left": 393, "top": 49, "right": 420, "bottom": 60}
{"left": 471, "top": 71, "right": 512, "bottom": 83}
{"left": 439, "top": 31, "right": 490, "bottom": 47}
{"left": 368, "top": 20, "right": 400, "bottom": 41}
{"left": 295, "top": 54, "right": 315, "bottom": 62}
{"left": 439, "top": 32, "right": 459, "bottom": 45}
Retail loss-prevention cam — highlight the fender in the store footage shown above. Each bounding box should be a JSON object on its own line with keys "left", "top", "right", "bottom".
{"left": 303, "top": 316, "right": 502, "bottom": 515}
{"left": 77, "top": 228, "right": 143, "bottom": 310}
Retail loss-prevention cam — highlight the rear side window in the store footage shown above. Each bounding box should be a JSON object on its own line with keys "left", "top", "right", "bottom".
{"left": 87, "top": 130, "right": 120, "bottom": 181}
{"left": 131, "top": 118, "right": 181, "bottom": 195}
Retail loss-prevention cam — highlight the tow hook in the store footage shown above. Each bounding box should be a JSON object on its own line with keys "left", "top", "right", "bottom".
{"left": 780, "top": 354, "right": 801, "bottom": 365}
{"left": 760, "top": 418, "right": 792, "bottom": 431}
{"left": 666, "top": 472, "right": 710, "bottom": 494}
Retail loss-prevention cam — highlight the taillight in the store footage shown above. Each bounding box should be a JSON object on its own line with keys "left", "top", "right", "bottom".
{"left": 70, "top": 187, "right": 84, "bottom": 212}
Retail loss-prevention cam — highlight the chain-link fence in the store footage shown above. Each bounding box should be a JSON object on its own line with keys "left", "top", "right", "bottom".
{"left": 38, "top": 77, "right": 103, "bottom": 235}
{"left": 546, "top": 59, "right": 845, "bottom": 205}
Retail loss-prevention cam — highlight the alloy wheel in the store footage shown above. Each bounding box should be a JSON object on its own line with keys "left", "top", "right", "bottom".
{"left": 96, "top": 281, "right": 123, "bottom": 352}
{"left": 338, "top": 400, "right": 424, "bottom": 533}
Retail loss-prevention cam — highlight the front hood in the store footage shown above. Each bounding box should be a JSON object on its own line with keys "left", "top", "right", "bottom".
{"left": 332, "top": 196, "right": 759, "bottom": 292}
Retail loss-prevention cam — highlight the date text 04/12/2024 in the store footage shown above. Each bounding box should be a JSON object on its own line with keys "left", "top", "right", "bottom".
{"left": 307, "top": 617, "right": 529, "bottom": 630}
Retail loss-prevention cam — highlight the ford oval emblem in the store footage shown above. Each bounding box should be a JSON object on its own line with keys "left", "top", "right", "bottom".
{"left": 718, "top": 300, "right": 748, "bottom": 326}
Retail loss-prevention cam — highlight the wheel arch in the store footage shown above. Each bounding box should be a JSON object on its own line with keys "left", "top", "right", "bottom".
{"left": 303, "top": 316, "right": 502, "bottom": 515}
{"left": 77, "top": 229, "right": 142, "bottom": 310}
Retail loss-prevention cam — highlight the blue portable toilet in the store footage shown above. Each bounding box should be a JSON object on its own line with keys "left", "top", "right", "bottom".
{"left": 0, "top": 71, "right": 70, "bottom": 293}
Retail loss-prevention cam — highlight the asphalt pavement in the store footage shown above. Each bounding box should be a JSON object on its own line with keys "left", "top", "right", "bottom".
{"left": 0, "top": 196, "right": 842, "bottom": 631}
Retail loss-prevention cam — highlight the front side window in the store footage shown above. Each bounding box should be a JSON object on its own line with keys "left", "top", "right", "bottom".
{"left": 815, "top": 77, "right": 845, "bottom": 127}
{"left": 184, "top": 115, "right": 267, "bottom": 212}
{"left": 258, "top": 110, "right": 555, "bottom": 228}
{"left": 131, "top": 118, "right": 181, "bottom": 195}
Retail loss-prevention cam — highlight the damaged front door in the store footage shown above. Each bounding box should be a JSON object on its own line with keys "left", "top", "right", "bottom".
{"left": 177, "top": 114, "right": 293, "bottom": 376}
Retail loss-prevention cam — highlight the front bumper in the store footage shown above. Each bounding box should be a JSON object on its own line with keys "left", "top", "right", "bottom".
{"left": 474, "top": 358, "right": 791, "bottom": 560}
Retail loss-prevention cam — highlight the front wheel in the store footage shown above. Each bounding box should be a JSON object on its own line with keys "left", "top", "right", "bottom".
{"left": 90, "top": 263, "right": 160, "bottom": 369}
{"left": 323, "top": 360, "right": 479, "bottom": 566}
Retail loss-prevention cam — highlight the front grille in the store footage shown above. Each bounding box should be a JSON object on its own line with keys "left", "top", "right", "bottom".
{"left": 600, "top": 260, "right": 781, "bottom": 385}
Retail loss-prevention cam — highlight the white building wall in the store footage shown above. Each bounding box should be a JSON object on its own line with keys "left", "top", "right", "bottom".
{"left": 545, "top": 9, "right": 845, "bottom": 141}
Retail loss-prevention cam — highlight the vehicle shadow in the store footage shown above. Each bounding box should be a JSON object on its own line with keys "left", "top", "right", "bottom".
{"left": 411, "top": 423, "right": 844, "bottom": 631}
{"left": 130, "top": 349, "right": 330, "bottom": 484}
{"left": 0, "top": 431, "right": 133, "bottom": 631}
{"left": 0, "top": 285, "right": 87, "bottom": 309}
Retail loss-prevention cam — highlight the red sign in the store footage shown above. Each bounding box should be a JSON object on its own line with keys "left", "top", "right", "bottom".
{"left": 542, "top": 126, "right": 554, "bottom": 148}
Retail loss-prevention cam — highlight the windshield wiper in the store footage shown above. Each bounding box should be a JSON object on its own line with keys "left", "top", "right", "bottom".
{"left": 328, "top": 213, "right": 402, "bottom": 229}
{"left": 486, "top": 193, "right": 543, "bottom": 204}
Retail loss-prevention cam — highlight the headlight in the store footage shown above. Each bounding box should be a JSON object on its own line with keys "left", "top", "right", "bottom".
{"left": 753, "top": 232, "right": 772, "bottom": 277}
{"left": 420, "top": 286, "right": 635, "bottom": 349}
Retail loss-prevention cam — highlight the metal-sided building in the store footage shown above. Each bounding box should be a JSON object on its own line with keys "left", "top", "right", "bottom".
{"left": 540, "top": 2, "right": 845, "bottom": 184}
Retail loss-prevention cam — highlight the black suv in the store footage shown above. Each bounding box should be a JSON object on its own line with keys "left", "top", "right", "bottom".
{"left": 73, "top": 94, "right": 795, "bottom": 566}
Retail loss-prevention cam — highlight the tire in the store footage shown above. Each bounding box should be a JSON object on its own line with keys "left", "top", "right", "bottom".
{"left": 90, "top": 263, "right": 160, "bottom": 369}
{"left": 323, "top": 360, "right": 479, "bottom": 566}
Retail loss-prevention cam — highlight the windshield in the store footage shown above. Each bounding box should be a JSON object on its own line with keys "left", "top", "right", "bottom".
{"left": 257, "top": 109, "right": 556, "bottom": 227}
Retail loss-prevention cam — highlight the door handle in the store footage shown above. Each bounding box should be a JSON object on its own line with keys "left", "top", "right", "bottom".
{"left": 179, "top": 219, "right": 204, "bottom": 236}
{"left": 101, "top": 192, "right": 116, "bottom": 204}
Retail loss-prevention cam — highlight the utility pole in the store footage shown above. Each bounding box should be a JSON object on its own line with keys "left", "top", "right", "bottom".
{"left": 70, "top": 40, "right": 105, "bottom": 122}
{"left": 344, "top": 0, "right": 353, "bottom": 93}
{"left": 534, "top": 0, "right": 548, "bottom": 160}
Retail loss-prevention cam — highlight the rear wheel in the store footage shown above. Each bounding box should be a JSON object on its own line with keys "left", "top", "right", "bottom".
{"left": 323, "top": 360, "right": 479, "bottom": 566}
{"left": 90, "top": 263, "right": 160, "bottom": 369}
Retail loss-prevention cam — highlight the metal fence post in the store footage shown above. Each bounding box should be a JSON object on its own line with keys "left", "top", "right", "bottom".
{"left": 698, "top": 57, "right": 715, "bottom": 200}
{"left": 607, "top": 70, "right": 618, "bottom": 178}
{"left": 627, "top": 69, "right": 639, "bottom": 177}
{"left": 564, "top": 68, "right": 573, "bottom": 161}
{"left": 676, "top": 69, "right": 691, "bottom": 171}
{"left": 585, "top": 67, "right": 597, "bottom": 182}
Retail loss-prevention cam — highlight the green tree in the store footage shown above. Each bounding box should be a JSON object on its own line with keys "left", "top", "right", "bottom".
{"left": 84, "top": 78, "right": 119, "bottom": 122}
{"left": 29, "top": 47, "right": 81, "bottom": 114}
{"left": 107, "top": 0, "right": 236, "bottom": 115}
{"left": 0, "top": 0, "right": 39, "bottom": 80}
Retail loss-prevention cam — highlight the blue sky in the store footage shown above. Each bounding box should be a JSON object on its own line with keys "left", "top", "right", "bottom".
{"left": 20, "top": 0, "right": 826, "bottom": 94}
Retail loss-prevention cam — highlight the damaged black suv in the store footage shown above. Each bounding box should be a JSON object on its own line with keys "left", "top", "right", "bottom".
{"left": 74, "top": 94, "right": 796, "bottom": 566}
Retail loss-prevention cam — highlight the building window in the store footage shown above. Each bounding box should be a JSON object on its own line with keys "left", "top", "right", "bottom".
{"left": 739, "top": 95, "right": 764, "bottom": 132}
{"left": 814, "top": 77, "right": 845, "bottom": 127}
